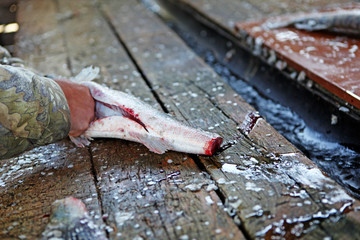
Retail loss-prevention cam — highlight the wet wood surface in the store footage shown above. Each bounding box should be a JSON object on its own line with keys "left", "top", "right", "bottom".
{"left": 1, "top": 1, "right": 105, "bottom": 239}
{"left": 169, "top": 0, "right": 360, "bottom": 113}
{"left": 235, "top": 6, "right": 360, "bottom": 110}
{"left": 103, "top": 1, "right": 360, "bottom": 238}
{"left": 1, "top": 0, "right": 359, "bottom": 239}
{"left": 169, "top": 0, "right": 356, "bottom": 29}
{"left": 57, "top": 0, "right": 243, "bottom": 239}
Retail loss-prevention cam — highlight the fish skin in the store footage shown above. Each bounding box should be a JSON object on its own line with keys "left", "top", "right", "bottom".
{"left": 79, "top": 81, "right": 223, "bottom": 155}
{"left": 67, "top": 67, "right": 223, "bottom": 155}
{"left": 265, "top": 10, "right": 360, "bottom": 35}
{"left": 41, "top": 197, "right": 107, "bottom": 240}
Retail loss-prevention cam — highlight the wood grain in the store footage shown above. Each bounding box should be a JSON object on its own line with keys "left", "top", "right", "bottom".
{"left": 8, "top": 0, "right": 360, "bottom": 239}
{"left": 102, "top": 0, "right": 360, "bottom": 239}
{"left": 2, "top": 0, "right": 105, "bottom": 239}
{"left": 55, "top": 0, "right": 245, "bottom": 238}
{"left": 0, "top": 141, "right": 104, "bottom": 239}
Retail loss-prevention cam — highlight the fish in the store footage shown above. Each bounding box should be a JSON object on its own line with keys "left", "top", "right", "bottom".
{"left": 41, "top": 197, "right": 107, "bottom": 240}
{"left": 264, "top": 9, "right": 360, "bottom": 35}
{"left": 69, "top": 67, "right": 223, "bottom": 156}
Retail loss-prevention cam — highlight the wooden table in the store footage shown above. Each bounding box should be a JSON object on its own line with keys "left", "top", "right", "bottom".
{"left": 0, "top": 0, "right": 359, "bottom": 239}
{"left": 168, "top": 0, "right": 360, "bottom": 123}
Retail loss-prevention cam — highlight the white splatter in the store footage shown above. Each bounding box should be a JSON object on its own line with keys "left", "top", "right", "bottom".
{"left": 115, "top": 212, "right": 133, "bottom": 226}
{"left": 221, "top": 163, "right": 242, "bottom": 175}
{"left": 205, "top": 196, "right": 214, "bottom": 205}
{"left": 246, "top": 182, "right": 264, "bottom": 192}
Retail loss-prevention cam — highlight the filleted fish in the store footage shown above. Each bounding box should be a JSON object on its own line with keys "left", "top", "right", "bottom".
{"left": 68, "top": 67, "right": 223, "bottom": 156}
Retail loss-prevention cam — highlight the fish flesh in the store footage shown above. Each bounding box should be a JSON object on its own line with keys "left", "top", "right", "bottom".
{"left": 264, "top": 9, "right": 360, "bottom": 35}
{"left": 69, "top": 67, "right": 223, "bottom": 155}
{"left": 41, "top": 197, "right": 107, "bottom": 240}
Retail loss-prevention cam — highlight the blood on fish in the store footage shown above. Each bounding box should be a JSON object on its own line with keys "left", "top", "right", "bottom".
{"left": 100, "top": 101, "right": 148, "bottom": 132}
{"left": 204, "top": 137, "right": 223, "bottom": 155}
{"left": 67, "top": 67, "right": 223, "bottom": 156}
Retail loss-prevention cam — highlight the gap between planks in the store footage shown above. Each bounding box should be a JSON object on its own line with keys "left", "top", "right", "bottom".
{"left": 54, "top": 0, "right": 245, "bottom": 238}
{"left": 94, "top": 1, "right": 250, "bottom": 237}
{"left": 99, "top": 0, "right": 360, "bottom": 239}
{"left": 96, "top": 1, "right": 169, "bottom": 114}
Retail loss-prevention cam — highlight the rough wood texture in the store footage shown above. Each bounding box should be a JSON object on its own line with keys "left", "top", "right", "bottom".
{"left": 169, "top": 0, "right": 357, "bottom": 30}
{"left": 53, "top": 0, "right": 245, "bottom": 239}
{"left": 1, "top": 0, "right": 105, "bottom": 239}
{"left": 15, "top": 0, "right": 70, "bottom": 75}
{"left": 90, "top": 140, "right": 244, "bottom": 239}
{"left": 0, "top": 141, "right": 104, "bottom": 239}
{"left": 235, "top": 7, "right": 360, "bottom": 110}
{"left": 102, "top": 0, "right": 360, "bottom": 239}
{"left": 5, "top": 0, "right": 360, "bottom": 239}
{"left": 166, "top": 0, "right": 360, "bottom": 117}
{"left": 246, "top": 0, "right": 356, "bottom": 16}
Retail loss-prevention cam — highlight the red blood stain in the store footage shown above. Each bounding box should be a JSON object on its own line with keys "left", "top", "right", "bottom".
{"left": 204, "top": 137, "right": 223, "bottom": 156}
{"left": 241, "top": 111, "right": 262, "bottom": 135}
{"left": 101, "top": 102, "right": 148, "bottom": 131}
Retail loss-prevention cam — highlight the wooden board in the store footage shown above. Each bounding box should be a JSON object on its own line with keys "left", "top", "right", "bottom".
{"left": 235, "top": 6, "right": 360, "bottom": 110}
{"left": 0, "top": 141, "right": 104, "bottom": 239}
{"left": 102, "top": 0, "right": 360, "bottom": 239}
{"left": 1, "top": 0, "right": 104, "bottom": 239}
{"left": 6, "top": 0, "right": 246, "bottom": 238}
{"left": 51, "top": 0, "right": 246, "bottom": 239}
{"left": 6, "top": 0, "right": 360, "bottom": 239}
{"left": 169, "top": 0, "right": 357, "bottom": 30}
{"left": 166, "top": 0, "right": 360, "bottom": 116}
{"left": 246, "top": 0, "right": 356, "bottom": 16}
{"left": 90, "top": 140, "right": 244, "bottom": 239}
{"left": 15, "top": 0, "right": 70, "bottom": 75}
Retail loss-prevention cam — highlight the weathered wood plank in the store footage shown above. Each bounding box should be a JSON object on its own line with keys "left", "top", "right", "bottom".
{"left": 9, "top": 0, "right": 360, "bottom": 239}
{"left": 0, "top": 141, "right": 104, "bottom": 239}
{"left": 246, "top": 0, "right": 356, "bottom": 16}
{"left": 1, "top": 0, "right": 105, "bottom": 239}
{"left": 55, "top": 0, "right": 158, "bottom": 104}
{"left": 55, "top": 0, "right": 246, "bottom": 238}
{"left": 247, "top": 118, "right": 299, "bottom": 155}
{"left": 168, "top": 0, "right": 357, "bottom": 31}
{"left": 15, "top": 0, "right": 70, "bottom": 75}
{"left": 102, "top": 0, "right": 360, "bottom": 239}
{"left": 90, "top": 140, "right": 244, "bottom": 239}
{"left": 168, "top": 0, "right": 263, "bottom": 28}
